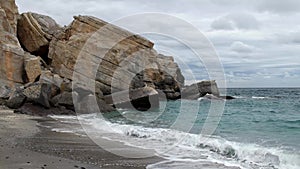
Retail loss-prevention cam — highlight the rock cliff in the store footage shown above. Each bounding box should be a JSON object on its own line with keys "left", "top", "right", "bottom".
{"left": 0, "top": 0, "right": 25, "bottom": 87}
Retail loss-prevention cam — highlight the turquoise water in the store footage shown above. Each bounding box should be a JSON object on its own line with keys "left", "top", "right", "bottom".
{"left": 106, "top": 88, "right": 300, "bottom": 151}
{"left": 217, "top": 88, "right": 300, "bottom": 151}
{"left": 100, "top": 88, "right": 299, "bottom": 168}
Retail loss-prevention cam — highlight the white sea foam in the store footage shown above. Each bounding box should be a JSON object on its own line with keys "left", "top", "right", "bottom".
{"left": 49, "top": 114, "right": 300, "bottom": 169}
{"left": 232, "top": 96, "right": 246, "bottom": 99}
{"left": 251, "top": 96, "right": 277, "bottom": 99}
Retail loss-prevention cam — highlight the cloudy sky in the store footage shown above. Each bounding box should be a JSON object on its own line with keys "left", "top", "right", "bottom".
{"left": 16, "top": 0, "right": 300, "bottom": 87}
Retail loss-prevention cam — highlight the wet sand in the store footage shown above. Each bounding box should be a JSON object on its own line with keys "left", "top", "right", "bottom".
{"left": 0, "top": 107, "right": 162, "bottom": 169}
{"left": 0, "top": 106, "right": 242, "bottom": 169}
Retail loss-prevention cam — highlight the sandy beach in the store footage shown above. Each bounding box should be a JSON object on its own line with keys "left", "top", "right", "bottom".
{"left": 0, "top": 106, "right": 162, "bottom": 169}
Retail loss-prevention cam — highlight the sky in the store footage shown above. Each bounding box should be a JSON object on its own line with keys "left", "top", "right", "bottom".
{"left": 16, "top": 0, "right": 300, "bottom": 88}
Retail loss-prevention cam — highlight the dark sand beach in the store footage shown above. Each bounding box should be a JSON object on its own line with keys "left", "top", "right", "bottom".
{"left": 0, "top": 106, "right": 162, "bottom": 169}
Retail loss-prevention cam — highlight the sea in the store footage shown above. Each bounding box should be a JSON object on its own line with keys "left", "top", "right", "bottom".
{"left": 47, "top": 88, "right": 300, "bottom": 169}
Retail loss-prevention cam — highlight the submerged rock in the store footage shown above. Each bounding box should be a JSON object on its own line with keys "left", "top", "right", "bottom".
{"left": 219, "top": 95, "right": 235, "bottom": 100}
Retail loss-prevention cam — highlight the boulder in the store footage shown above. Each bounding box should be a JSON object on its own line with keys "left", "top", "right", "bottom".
{"left": 75, "top": 93, "right": 116, "bottom": 114}
{"left": 24, "top": 54, "right": 42, "bottom": 82}
{"left": 17, "top": 12, "right": 61, "bottom": 60}
{"left": 50, "top": 91, "right": 74, "bottom": 110}
{"left": 104, "top": 87, "right": 159, "bottom": 111}
{"left": 49, "top": 15, "right": 155, "bottom": 93}
{"left": 39, "top": 70, "right": 64, "bottom": 89}
{"left": 6, "top": 87, "right": 26, "bottom": 109}
{"left": 0, "top": 85, "right": 12, "bottom": 99}
{"left": 23, "top": 82, "right": 60, "bottom": 108}
{"left": 181, "top": 80, "right": 220, "bottom": 100}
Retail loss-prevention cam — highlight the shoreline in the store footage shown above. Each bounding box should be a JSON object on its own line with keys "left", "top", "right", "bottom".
{"left": 0, "top": 107, "right": 163, "bottom": 169}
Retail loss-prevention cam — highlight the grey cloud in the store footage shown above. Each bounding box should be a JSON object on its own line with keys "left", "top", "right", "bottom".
{"left": 230, "top": 41, "right": 255, "bottom": 53}
{"left": 211, "top": 13, "right": 260, "bottom": 31}
{"left": 255, "top": 0, "right": 300, "bottom": 13}
{"left": 211, "top": 17, "right": 234, "bottom": 30}
{"left": 211, "top": 0, "right": 300, "bottom": 14}
{"left": 278, "top": 31, "right": 300, "bottom": 44}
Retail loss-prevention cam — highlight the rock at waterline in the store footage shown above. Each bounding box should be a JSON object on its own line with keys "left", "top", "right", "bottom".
{"left": 104, "top": 87, "right": 159, "bottom": 111}
{"left": 181, "top": 80, "right": 220, "bottom": 100}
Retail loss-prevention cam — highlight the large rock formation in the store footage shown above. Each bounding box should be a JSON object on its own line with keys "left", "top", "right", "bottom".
{"left": 48, "top": 15, "right": 184, "bottom": 99}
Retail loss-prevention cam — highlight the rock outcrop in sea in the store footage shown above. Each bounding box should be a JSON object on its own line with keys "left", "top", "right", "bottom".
{"left": 0, "top": 0, "right": 223, "bottom": 114}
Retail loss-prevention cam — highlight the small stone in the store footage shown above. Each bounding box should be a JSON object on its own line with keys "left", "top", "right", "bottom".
{"left": 6, "top": 88, "right": 26, "bottom": 109}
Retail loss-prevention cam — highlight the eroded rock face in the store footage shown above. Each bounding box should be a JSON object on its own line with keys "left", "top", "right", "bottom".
{"left": 0, "top": 0, "right": 26, "bottom": 88}
{"left": 0, "top": 45, "right": 25, "bottom": 84}
{"left": 49, "top": 15, "right": 184, "bottom": 99}
{"left": 17, "top": 12, "right": 61, "bottom": 60}
{"left": 0, "top": 0, "right": 19, "bottom": 34}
